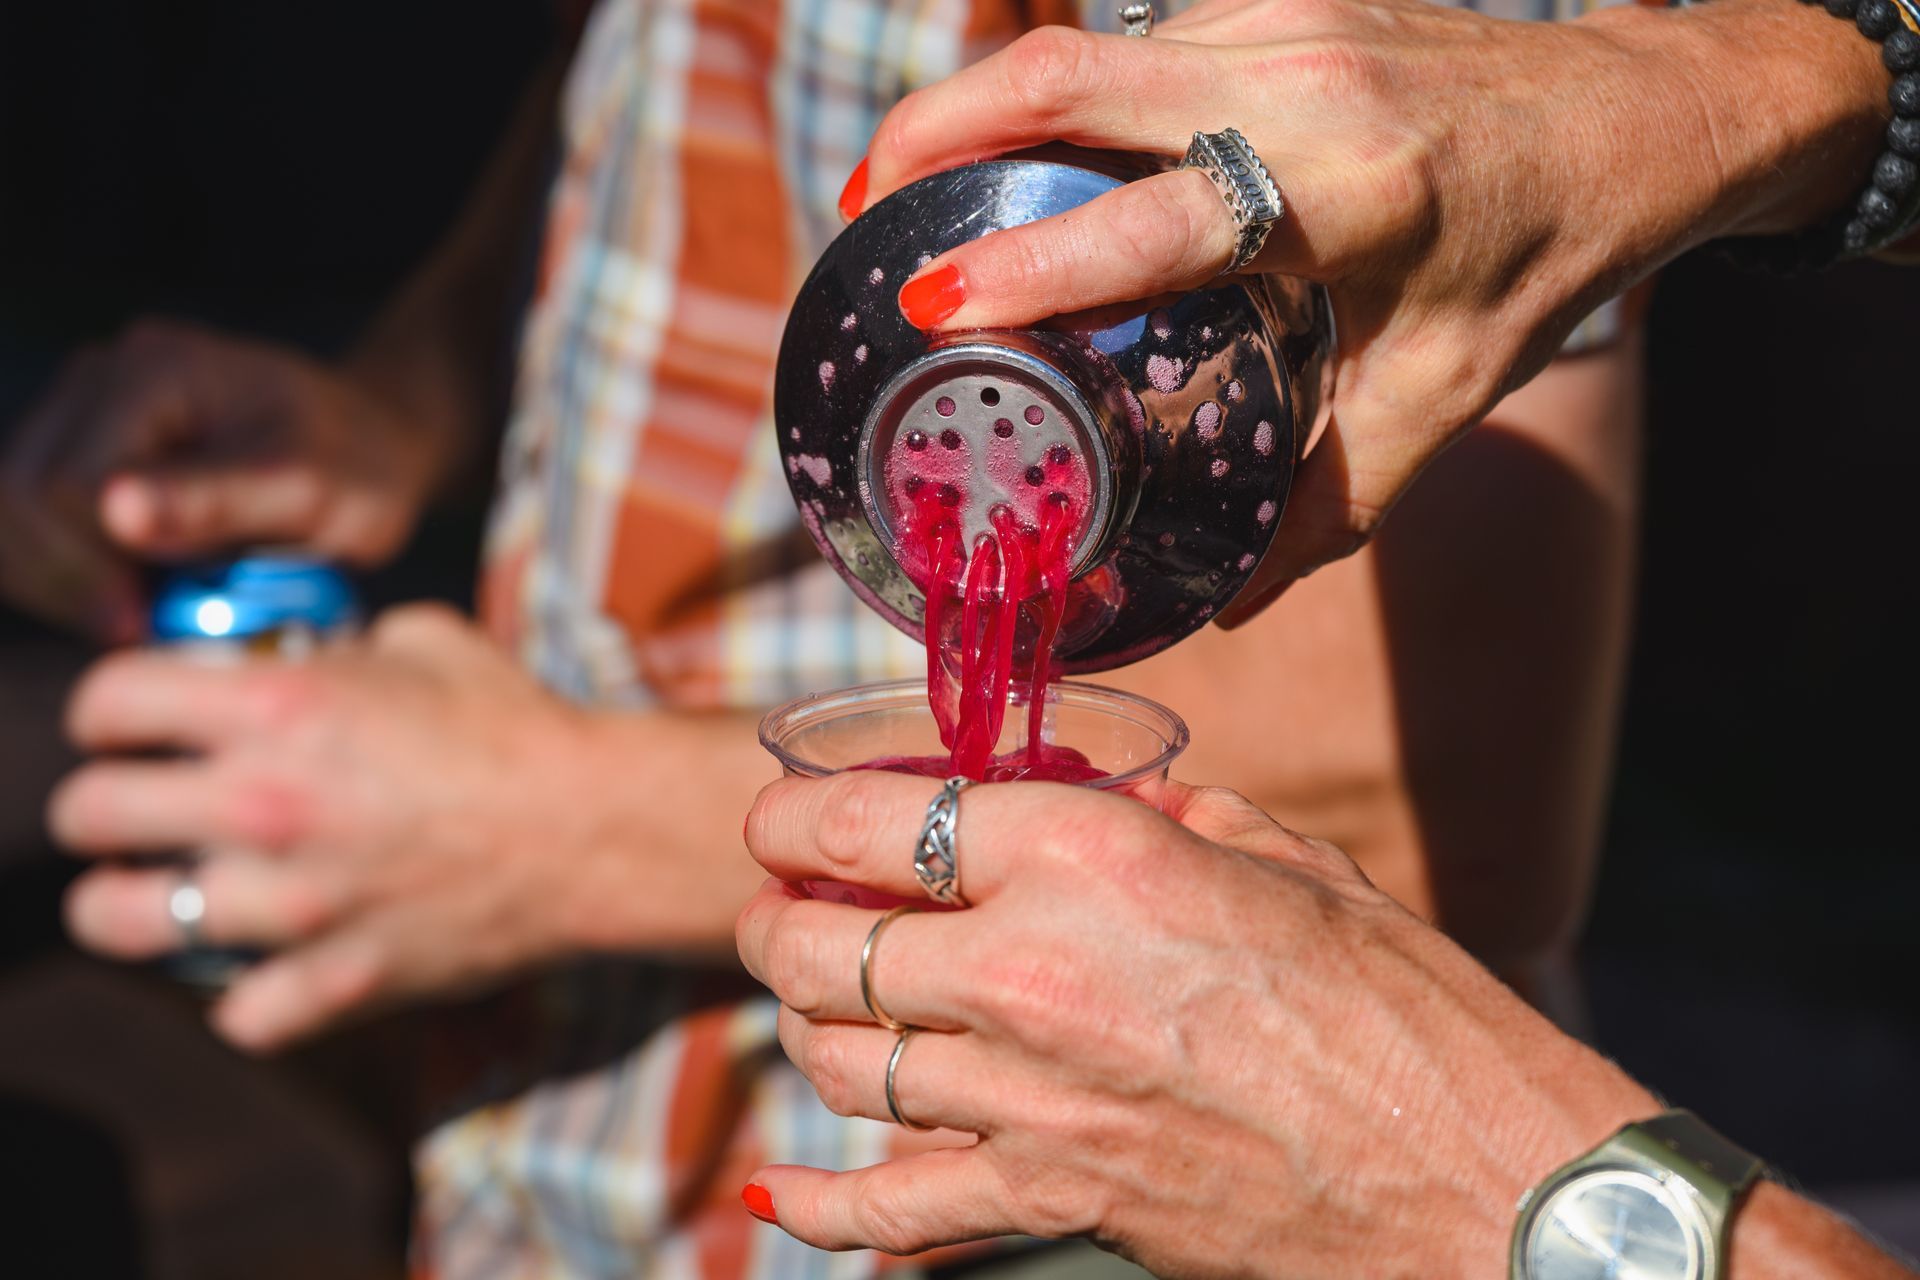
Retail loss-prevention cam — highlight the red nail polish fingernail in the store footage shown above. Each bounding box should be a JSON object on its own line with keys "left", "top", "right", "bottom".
{"left": 837, "top": 158, "right": 869, "bottom": 222}
{"left": 742, "top": 1183, "right": 777, "bottom": 1224}
{"left": 898, "top": 264, "right": 966, "bottom": 329}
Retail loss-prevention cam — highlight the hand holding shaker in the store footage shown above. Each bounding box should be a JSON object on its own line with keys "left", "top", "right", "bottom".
{"left": 773, "top": 145, "right": 1334, "bottom": 672}
{"left": 147, "top": 552, "right": 359, "bottom": 989}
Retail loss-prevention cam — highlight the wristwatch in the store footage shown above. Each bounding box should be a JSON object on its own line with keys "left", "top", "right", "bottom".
{"left": 1510, "top": 1109, "right": 1766, "bottom": 1280}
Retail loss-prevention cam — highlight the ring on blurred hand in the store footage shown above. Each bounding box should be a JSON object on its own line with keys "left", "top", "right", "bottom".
{"left": 168, "top": 870, "right": 207, "bottom": 950}
{"left": 915, "top": 777, "right": 972, "bottom": 906}
{"left": 886, "top": 1028, "right": 935, "bottom": 1131}
{"left": 861, "top": 905, "right": 919, "bottom": 1032}
{"left": 1119, "top": 2, "right": 1155, "bottom": 36}
{"left": 1180, "top": 128, "right": 1285, "bottom": 273}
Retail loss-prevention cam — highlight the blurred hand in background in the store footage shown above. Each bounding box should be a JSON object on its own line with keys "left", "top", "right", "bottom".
{"left": 0, "top": 320, "right": 456, "bottom": 642}
{"left": 48, "top": 603, "right": 777, "bottom": 1051}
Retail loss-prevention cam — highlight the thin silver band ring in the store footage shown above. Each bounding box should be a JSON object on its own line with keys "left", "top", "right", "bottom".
{"left": 860, "top": 905, "right": 918, "bottom": 1032}
{"left": 168, "top": 871, "right": 208, "bottom": 950}
{"left": 886, "top": 1028, "right": 934, "bottom": 1131}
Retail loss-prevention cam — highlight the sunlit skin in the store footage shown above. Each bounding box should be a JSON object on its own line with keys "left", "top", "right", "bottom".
{"left": 736, "top": 772, "right": 1914, "bottom": 1279}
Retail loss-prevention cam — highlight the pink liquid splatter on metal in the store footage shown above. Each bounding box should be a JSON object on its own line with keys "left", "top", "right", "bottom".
{"left": 840, "top": 313, "right": 858, "bottom": 331}
{"left": 868, "top": 267, "right": 885, "bottom": 285}
{"left": 818, "top": 361, "right": 836, "bottom": 392}
{"left": 789, "top": 454, "right": 833, "bottom": 488}
{"left": 1224, "top": 380, "right": 1245, "bottom": 403}
{"left": 1210, "top": 458, "right": 1230, "bottom": 478}
{"left": 854, "top": 344, "right": 869, "bottom": 363}
{"left": 1256, "top": 500, "right": 1277, "bottom": 525}
{"left": 1237, "top": 552, "right": 1257, "bottom": 572}
{"left": 1253, "top": 420, "right": 1275, "bottom": 456}
{"left": 1192, "top": 401, "right": 1222, "bottom": 442}
{"left": 1145, "top": 354, "right": 1183, "bottom": 394}
{"left": 1150, "top": 308, "right": 1172, "bottom": 339}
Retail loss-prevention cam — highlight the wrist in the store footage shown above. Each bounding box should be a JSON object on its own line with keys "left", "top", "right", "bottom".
{"left": 1588, "top": 0, "right": 1887, "bottom": 244}
{"left": 1361, "top": 927, "right": 1664, "bottom": 1276}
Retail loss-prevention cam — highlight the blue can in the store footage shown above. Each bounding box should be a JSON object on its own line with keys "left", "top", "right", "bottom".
{"left": 149, "top": 553, "right": 359, "bottom": 988}
{"left": 150, "top": 553, "right": 360, "bottom": 655}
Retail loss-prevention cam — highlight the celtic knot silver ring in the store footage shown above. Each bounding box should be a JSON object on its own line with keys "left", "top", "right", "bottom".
{"left": 914, "top": 776, "right": 972, "bottom": 906}
{"left": 1180, "top": 128, "right": 1286, "bottom": 274}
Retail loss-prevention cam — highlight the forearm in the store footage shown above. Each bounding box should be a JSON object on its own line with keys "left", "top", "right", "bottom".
{"left": 1369, "top": 343, "right": 1642, "bottom": 967}
{"left": 342, "top": 53, "right": 567, "bottom": 492}
{"left": 551, "top": 707, "right": 783, "bottom": 962}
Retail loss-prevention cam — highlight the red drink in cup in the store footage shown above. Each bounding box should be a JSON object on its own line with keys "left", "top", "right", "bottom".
{"left": 759, "top": 679, "right": 1188, "bottom": 907}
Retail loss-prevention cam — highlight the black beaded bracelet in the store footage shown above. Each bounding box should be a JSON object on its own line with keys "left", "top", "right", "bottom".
{"left": 1714, "top": 0, "right": 1920, "bottom": 271}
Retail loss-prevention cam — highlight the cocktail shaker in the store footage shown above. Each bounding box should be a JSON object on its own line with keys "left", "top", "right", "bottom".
{"left": 774, "top": 145, "right": 1334, "bottom": 671}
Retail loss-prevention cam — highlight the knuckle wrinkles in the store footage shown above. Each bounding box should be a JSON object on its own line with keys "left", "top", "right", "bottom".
{"left": 1003, "top": 26, "right": 1099, "bottom": 119}
{"left": 813, "top": 774, "right": 879, "bottom": 879}
{"left": 802, "top": 1031, "right": 861, "bottom": 1116}
{"left": 763, "top": 912, "right": 827, "bottom": 1014}
{"left": 1111, "top": 180, "right": 1212, "bottom": 279}
{"left": 872, "top": 98, "right": 923, "bottom": 173}
{"left": 856, "top": 1188, "right": 925, "bottom": 1256}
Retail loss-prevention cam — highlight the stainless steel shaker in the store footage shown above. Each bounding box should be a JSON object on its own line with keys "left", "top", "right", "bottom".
{"left": 774, "top": 145, "right": 1334, "bottom": 671}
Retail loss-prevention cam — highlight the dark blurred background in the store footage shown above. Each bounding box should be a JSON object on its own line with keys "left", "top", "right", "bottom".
{"left": 0, "top": 2, "right": 1914, "bottom": 1275}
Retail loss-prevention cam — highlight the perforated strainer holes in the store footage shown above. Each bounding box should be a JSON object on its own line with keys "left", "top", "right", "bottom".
{"left": 980, "top": 387, "right": 1000, "bottom": 406}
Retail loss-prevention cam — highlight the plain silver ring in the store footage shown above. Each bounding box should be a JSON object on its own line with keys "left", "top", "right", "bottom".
{"left": 886, "top": 1028, "right": 934, "bottom": 1131}
{"left": 167, "top": 872, "right": 207, "bottom": 950}
{"left": 860, "top": 905, "right": 918, "bottom": 1032}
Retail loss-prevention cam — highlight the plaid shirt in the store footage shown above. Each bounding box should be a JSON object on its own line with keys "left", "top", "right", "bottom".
{"left": 421, "top": 0, "right": 1632, "bottom": 1275}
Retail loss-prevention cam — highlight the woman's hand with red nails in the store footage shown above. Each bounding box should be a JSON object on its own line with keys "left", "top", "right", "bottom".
{"left": 735, "top": 771, "right": 1660, "bottom": 1275}
{"left": 841, "top": 0, "right": 1886, "bottom": 595}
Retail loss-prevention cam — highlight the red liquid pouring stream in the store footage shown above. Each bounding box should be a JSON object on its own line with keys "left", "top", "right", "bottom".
{"left": 860, "top": 408, "right": 1108, "bottom": 784}
{"left": 808, "top": 407, "right": 1110, "bottom": 909}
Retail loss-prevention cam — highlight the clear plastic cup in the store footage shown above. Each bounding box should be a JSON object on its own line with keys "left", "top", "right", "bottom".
{"left": 759, "top": 679, "right": 1189, "bottom": 907}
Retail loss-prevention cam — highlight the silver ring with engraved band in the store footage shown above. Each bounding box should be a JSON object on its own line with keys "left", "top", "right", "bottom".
{"left": 1180, "top": 128, "right": 1286, "bottom": 274}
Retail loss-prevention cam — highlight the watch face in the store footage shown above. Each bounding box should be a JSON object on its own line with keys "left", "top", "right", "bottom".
{"left": 1523, "top": 1168, "right": 1705, "bottom": 1280}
